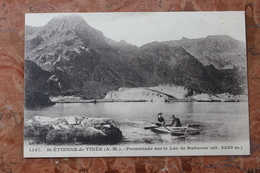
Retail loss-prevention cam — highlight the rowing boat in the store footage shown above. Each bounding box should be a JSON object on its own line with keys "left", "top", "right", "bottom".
{"left": 145, "top": 124, "right": 201, "bottom": 136}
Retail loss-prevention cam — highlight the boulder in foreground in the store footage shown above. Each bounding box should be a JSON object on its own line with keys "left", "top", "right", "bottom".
{"left": 24, "top": 116, "right": 122, "bottom": 145}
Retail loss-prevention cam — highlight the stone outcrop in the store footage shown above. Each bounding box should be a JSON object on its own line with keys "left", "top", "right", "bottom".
{"left": 24, "top": 116, "right": 122, "bottom": 145}
{"left": 25, "top": 91, "right": 55, "bottom": 108}
{"left": 104, "top": 87, "right": 173, "bottom": 102}
{"left": 104, "top": 85, "right": 248, "bottom": 102}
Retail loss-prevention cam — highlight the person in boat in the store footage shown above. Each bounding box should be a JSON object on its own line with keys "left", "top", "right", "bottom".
{"left": 156, "top": 113, "right": 166, "bottom": 126}
{"left": 170, "top": 114, "right": 182, "bottom": 127}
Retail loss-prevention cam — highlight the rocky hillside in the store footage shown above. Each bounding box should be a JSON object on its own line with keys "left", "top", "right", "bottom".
{"left": 25, "top": 14, "right": 247, "bottom": 105}
{"left": 104, "top": 87, "right": 176, "bottom": 102}
{"left": 165, "top": 35, "right": 247, "bottom": 70}
{"left": 24, "top": 60, "right": 55, "bottom": 108}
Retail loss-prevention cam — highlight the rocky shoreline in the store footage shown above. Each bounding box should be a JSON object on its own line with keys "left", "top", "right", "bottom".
{"left": 49, "top": 89, "right": 247, "bottom": 103}
{"left": 24, "top": 116, "right": 123, "bottom": 145}
{"left": 103, "top": 85, "right": 248, "bottom": 103}
{"left": 25, "top": 84, "right": 247, "bottom": 108}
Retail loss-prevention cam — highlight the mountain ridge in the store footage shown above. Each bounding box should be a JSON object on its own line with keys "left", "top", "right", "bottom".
{"left": 164, "top": 35, "right": 246, "bottom": 70}
{"left": 25, "top": 14, "right": 247, "bottom": 105}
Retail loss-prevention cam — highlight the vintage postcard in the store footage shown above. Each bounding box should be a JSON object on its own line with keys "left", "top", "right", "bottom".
{"left": 24, "top": 11, "right": 249, "bottom": 157}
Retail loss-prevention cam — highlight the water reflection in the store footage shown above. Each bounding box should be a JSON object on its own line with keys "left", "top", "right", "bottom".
{"left": 25, "top": 102, "right": 249, "bottom": 144}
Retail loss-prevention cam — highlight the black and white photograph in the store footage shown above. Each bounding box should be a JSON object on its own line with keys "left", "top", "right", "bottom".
{"left": 24, "top": 12, "right": 249, "bottom": 157}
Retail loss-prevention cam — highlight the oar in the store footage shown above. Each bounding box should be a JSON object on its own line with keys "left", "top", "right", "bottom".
{"left": 184, "top": 124, "right": 189, "bottom": 137}
{"left": 163, "top": 125, "right": 171, "bottom": 131}
{"left": 144, "top": 125, "right": 170, "bottom": 131}
{"left": 144, "top": 126, "right": 160, "bottom": 130}
{"left": 188, "top": 124, "right": 201, "bottom": 128}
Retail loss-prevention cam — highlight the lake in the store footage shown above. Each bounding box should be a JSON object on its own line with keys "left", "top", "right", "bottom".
{"left": 25, "top": 102, "right": 249, "bottom": 145}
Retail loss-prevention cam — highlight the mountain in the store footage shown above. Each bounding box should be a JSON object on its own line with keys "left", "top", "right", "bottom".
{"left": 25, "top": 15, "right": 141, "bottom": 99}
{"left": 25, "top": 14, "right": 247, "bottom": 104}
{"left": 164, "top": 35, "right": 247, "bottom": 70}
{"left": 24, "top": 60, "right": 55, "bottom": 108}
{"left": 134, "top": 42, "right": 245, "bottom": 94}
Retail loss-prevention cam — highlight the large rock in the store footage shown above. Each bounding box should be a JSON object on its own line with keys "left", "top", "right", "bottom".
{"left": 25, "top": 91, "right": 55, "bottom": 108}
{"left": 24, "top": 116, "right": 122, "bottom": 144}
{"left": 104, "top": 87, "right": 169, "bottom": 102}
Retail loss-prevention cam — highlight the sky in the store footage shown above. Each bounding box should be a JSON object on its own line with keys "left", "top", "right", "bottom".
{"left": 26, "top": 12, "right": 246, "bottom": 47}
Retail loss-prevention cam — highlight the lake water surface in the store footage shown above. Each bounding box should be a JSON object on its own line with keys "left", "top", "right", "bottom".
{"left": 25, "top": 102, "right": 249, "bottom": 145}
